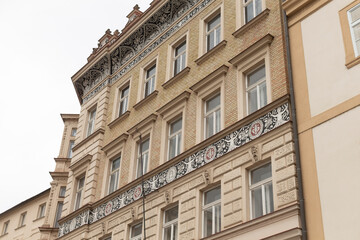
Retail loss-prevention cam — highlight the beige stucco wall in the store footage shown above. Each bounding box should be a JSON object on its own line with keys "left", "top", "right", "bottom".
{"left": 0, "top": 190, "right": 49, "bottom": 240}
{"left": 301, "top": 0, "right": 360, "bottom": 117}
{"left": 312, "top": 106, "right": 360, "bottom": 240}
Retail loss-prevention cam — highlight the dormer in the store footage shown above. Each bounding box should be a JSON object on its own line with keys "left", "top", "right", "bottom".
{"left": 87, "top": 29, "right": 120, "bottom": 62}
{"left": 122, "top": 4, "right": 143, "bottom": 33}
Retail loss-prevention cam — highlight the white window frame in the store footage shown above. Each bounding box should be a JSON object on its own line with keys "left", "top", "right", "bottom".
{"left": 71, "top": 128, "right": 77, "bottom": 137}
{"left": 206, "top": 13, "right": 221, "bottom": 52}
{"left": 136, "top": 138, "right": 150, "bottom": 178}
{"left": 243, "top": 0, "right": 263, "bottom": 24}
{"left": 2, "top": 221, "right": 9, "bottom": 235}
{"left": 108, "top": 156, "right": 121, "bottom": 194}
{"left": 173, "top": 41, "right": 187, "bottom": 76}
{"left": 130, "top": 222, "right": 142, "bottom": 240}
{"left": 202, "top": 186, "right": 221, "bottom": 237}
{"left": 162, "top": 205, "right": 178, "bottom": 240}
{"left": 38, "top": 203, "right": 46, "bottom": 218}
{"left": 86, "top": 108, "right": 96, "bottom": 137}
{"left": 67, "top": 140, "right": 74, "bottom": 158}
{"left": 168, "top": 117, "right": 182, "bottom": 160}
{"left": 249, "top": 162, "right": 274, "bottom": 219}
{"left": 204, "top": 93, "right": 221, "bottom": 139}
{"left": 119, "top": 85, "right": 130, "bottom": 116}
{"left": 74, "top": 176, "right": 85, "bottom": 210}
{"left": 19, "top": 212, "right": 26, "bottom": 227}
{"left": 59, "top": 186, "right": 66, "bottom": 197}
{"left": 348, "top": 4, "right": 360, "bottom": 57}
{"left": 245, "top": 65, "right": 267, "bottom": 115}
{"left": 144, "top": 64, "right": 156, "bottom": 98}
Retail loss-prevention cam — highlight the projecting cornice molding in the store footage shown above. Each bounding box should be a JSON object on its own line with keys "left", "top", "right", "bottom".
{"left": 127, "top": 113, "right": 158, "bottom": 136}
{"left": 282, "top": 0, "right": 314, "bottom": 17}
{"left": 69, "top": 154, "right": 92, "bottom": 172}
{"left": 102, "top": 133, "right": 129, "bottom": 153}
{"left": 73, "top": 0, "right": 217, "bottom": 104}
{"left": 58, "top": 96, "right": 291, "bottom": 238}
{"left": 190, "top": 64, "right": 229, "bottom": 93}
{"left": 156, "top": 91, "right": 191, "bottom": 116}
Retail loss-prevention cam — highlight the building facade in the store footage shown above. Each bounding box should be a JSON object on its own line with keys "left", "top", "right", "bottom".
{"left": 283, "top": 0, "right": 360, "bottom": 239}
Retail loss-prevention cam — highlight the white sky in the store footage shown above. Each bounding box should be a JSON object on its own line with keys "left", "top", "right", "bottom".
{"left": 0, "top": 0, "right": 152, "bottom": 213}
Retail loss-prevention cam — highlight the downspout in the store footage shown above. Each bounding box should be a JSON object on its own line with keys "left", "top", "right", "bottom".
{"left": 282, "top": 8, "right": 308, "bottom": 240}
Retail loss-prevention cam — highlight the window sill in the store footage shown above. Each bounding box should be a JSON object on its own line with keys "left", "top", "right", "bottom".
{"left": 232, "top": 8, "right": 270, "bottom": 38}
{"left": 108, "top": 110, "right": 130, "bottom": 129}
{"left": 0, "top": 233, "right": 8, "bottom": 238}
{"left": 33, "top": 216, "right": 45, "bottom": 222}
{"left": 346, "top": 55, "right": 360, "bottom": 69}
{"left": 15, "top": 225, "right": 26, "bottom": 231}
{"left": 72, "top": 128, "right": 105, "bottom": 152}
{"left": 162, "top": 67, "right": 190, "bottom": 89}
{"left": 133, "top": 90, "right": 159, "bottom": 110}
{"left": 195, "top": 40, "right": 227, "bottom": 65}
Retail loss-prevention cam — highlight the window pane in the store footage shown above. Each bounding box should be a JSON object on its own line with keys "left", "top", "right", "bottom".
{"left": 169, "top": 137, "right": 177, "bottom": 159}
{"left": 245, "top": 2, "right": 254, "bottom": 23}
{"left": 203, "top": 208, "right": 213, "bottom": 237}
{"left": 112, "top": 158, "right": 120, "bottom": 171}
{"left": 350, "top": 5, "right": 360, "bottom": 23}
{"left": 248, "top": 66, "right": 265, "bottom": 86}
{"left": 215, "top": 109, "right": 221, "bottom": 134}
{"left": 248, "top": 87, "right": 258, "bottom": 114}
{"left": 207, "top": 31, "right": 215, "bottom": 50}
{"left": 251, "top": 187, "right": 263, "bottom": 218}
{"left": 215, "top": 204, "right": 221, "bottom": 234}
{"left": 164, "top": 226, "right": 172, "bottom": 240}
{"left": 170, "top": 118, "right": 182, "bottom": 134}
{"left": 215, "top": 27, "right": 221, "bottom": 45}
{"left": 147, "top": 65, "right": 156, "bottom": 78}
{"left": 173, "top": 224, "right": 178, "bottom": 240}
{"left": 208, "top": 14, "right": 220, "bottom": 31}
{"left": 251, "top": 163, "right": 272, "bottom": 184}
{"left": 255, "top": 0, "right": 262, "bottom": 16}
{"left": 259, "top": 81, "right": 267, "bottom": 108}
{"left": 174, "top": 58, "right": 181, "bottom": 75}
{"left": 59, "top": 186, "right": 66, "bottom": 197}
{"left": 165, "top": 206, "right": 178, "bottom": 223}
{"left": 54, "top": 202, "right": 63, "bottom": 228}
{"left": 71, "top": 128, "right": 77, "bottom": 136}
{"left": 206, "top": 114, "right": 214, "bottom": 138}
{"left": 177, "top": 133, "right": 181, "bottom": 156}
{"left": 175, "top": 42, "right": 186, "bottom": 56}
{"left": 78, "top": 177, "right": 85, "bottom": 189}
{"left": 206, "top": 95, "right": 220, "bottom": 112}
{"left": 131, "top": 223, "right": 142, "bottom": 237}
{"left": 205, "top": 186, "right": 221, "bottom": 205}
{"left": 264, "top": 182, "right": 274, "bottom": 214}
{"left": 353, "top": 23, "right": 360, "bottom": 40}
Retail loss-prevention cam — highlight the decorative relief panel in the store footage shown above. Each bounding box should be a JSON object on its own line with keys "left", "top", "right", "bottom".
{"left": 58, "top": 102, "right": 290, "bottom": 237}
{"left": 77, "top": 0, "right": 214, "bottom": 104}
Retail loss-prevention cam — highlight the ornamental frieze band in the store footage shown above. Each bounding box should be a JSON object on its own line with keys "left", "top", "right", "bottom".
{"left": 58, "top": 102, "right": 290, "bottom": 237}
{"left": 76, "top": 0, "right": 214, "bottom": 104}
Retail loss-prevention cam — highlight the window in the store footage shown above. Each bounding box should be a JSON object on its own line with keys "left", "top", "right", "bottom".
{"left": 87, "top": 108, "right": 96, "bottom": 136}
{"left": 202, "top": 186, "right": 221, "bottom": 237}
{"left": 173, "top": 41, "right": 186, "bottom": 76}
{"left": 71, "top": 128, "right": 77, "bottom": 137}
{"left": 168, "top": 118, "right": 182, "bottom": 160}
{"left": 246, "top": 65, "right": 267, "bottom": 114}
{"left": 136, "top": 138, "right": 149, "bottom": 178}
{"left": 144, "top": 65, "right": 156, "bottom": 98}
{"left": 249, "top": 163, "right": 273, "bottom": 219}
{"left": 38, "top": 203, "right": 46, "bottom": 218}
{"left": 59, "top": 186, "right": 66, "bottom": 197}
{"left": 163, "top": 206, "right": 178, "bottom": 240}
{"left": 348, "top": 4, "right": 360, "bottom": 57}
{"left": 119, "top": 85, "right": 129, "bottom": 116}
{"left": 54, "top": 202, "right": 63, "bottom": 228}
{"left": 244, "top": 0, "right": 262, "bottom": 23}
{"left": 74, "top": 176, "right": 85, "bottom": 210}
{"left": 130, "top": 222, "right": 142, "bottom": 240}
{"left": 67, "top": 140, "right": 74, "bottom": 158}
{"left": 19, "top": 212, "right": 26, "bottom": 227}
{"left": 108, "top": 157, "right": 121, "bottom": 194}
{"left": 204, "top": 94, "right": 221, "bottom": 139}
{"left": 2, "top": 221, "right": 9, "bottom": 235}
{"left": 206, "top": 14, "right": 221, "bottom": 51}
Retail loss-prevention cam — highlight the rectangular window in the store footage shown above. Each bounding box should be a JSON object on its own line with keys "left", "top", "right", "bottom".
{"left": 163, "top": 206, "right": 178, "bottom": 240}
{"left": 168, "top": 118, "right": 182, "bottom": 160}
{"left": 203, "top": 186, "right": 221, "bottom": 237}
{"left": 144, "top": 65, "right": 156, "bottom": 98}
{"left": 206, "top": 14, "right": 221, "bottom": 51}
{"left": 173, "top": 41, "right": 186, "bottom": 76}
{"left": 74, "top": 176, "right": 85, "bottom": 210}
{"left": 2, "top": 221, "right": 9, "bottom": 235}
{"left": 54, "top": 202, "right": 63, "bottom": 228}
{"left": 244, "top": 0, "right": 262, "bottom": 23}
{"left": 119, "top": 86, "right": 129, "bottom": 116}
{"left": 348, "top": 4, "right": 360, "bottom": 57}
{"left": 108, "top": 157, "right": 121, "bottom": 194}
{"left": 249, "top": 163, "right": 274, "bottom": 219}
{"left": 130, "top": 222, "right": 142, "bottom": 240}
{"left": 205, "top": 94, "right": 221, "bottom": 139}
{"left": 87, "top": 108, "right": 96, "bottom": 137}
{"left": 19, "top": 212, "right": 26, "bottom": 227}
{"left": 71, "top": 128, "right": 77, "bottom": 137}
{"left": 136, "top": 138, "right": 149, "bottom": 178}
{"left": 67, "top": 140, "right": 74, "bottom": 158}
{"left": 38, "top": 203, "right": 46, "bottom": 218}
{"left": 59, "top": 186, "right": 66, "bottom": 197}
{"left": 246, "top": 65, "right": 267, "bottom": 114}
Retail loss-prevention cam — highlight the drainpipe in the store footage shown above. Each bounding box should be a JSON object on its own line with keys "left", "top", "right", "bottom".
{"left": 282, "top": 9, "right": 308, "bottom": 240}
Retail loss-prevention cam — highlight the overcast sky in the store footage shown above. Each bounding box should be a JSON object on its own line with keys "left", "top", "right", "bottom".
{"left": 0, "top": 0, "right": 152, "bottom": 213}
